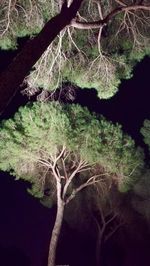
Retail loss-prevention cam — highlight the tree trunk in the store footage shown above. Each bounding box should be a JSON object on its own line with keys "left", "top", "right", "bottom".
{"left": 0, "top": 0, "right": 83, "bottom": 115}
{"left": 94, "top": 215, "right": 105, "bottom": 266}
{"left": 47, "top": 180, "right": 65, "bottom": 266}
{"left": 95, "top": 227, "right": 103, "bottom": 266}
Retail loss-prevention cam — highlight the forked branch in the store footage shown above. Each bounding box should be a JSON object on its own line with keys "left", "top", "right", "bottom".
{"left": 70, "top": 4, "right": 150, "bottom": 29}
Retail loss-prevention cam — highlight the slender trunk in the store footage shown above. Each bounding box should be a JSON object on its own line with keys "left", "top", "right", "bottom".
{"left": 47, "top": 180, "right": 65, "bottom": 266}
{"left": 95, "top": 227, "right": 104, "bottom": 266}
{"left": 94, "top": 215, "right": 105, "bottom": 266}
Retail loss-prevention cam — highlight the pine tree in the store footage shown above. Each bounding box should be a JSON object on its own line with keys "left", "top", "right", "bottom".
{"left": 1, "top": 0, "right": 149, "bottom": 99}
{"left": 0, "top": 102, "right": 144, "bottom": 265}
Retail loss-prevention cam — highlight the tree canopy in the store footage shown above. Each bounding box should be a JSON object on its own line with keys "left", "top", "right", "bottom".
{"left": 0, "top": 102, "right": 143, "bottom": 195}
{"left": 141, "top": 119, "right": 150, "bottom": 151}
{"left": 1, "top": 0, "right": 149, "bottom": 99}
{"left": 0, "top": 0, "right": 83, "bottom": 114}
{"left": 0, "top": 102, "right": 145, "bottom": 266}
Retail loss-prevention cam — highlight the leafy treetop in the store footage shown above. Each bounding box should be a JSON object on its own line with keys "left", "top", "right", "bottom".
{"left": 0, "top": 102, "right": 144, "bottom": 196}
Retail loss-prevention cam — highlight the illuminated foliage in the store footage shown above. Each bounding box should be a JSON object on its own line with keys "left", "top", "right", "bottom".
{"left": 141, "top": 119, "right": 150, "bottom": 151}
{"left": 0, "top": 0, "right": 149, "bottom": 98}
{"left": 0, "top": 102, "right": 143, "bottom": 196}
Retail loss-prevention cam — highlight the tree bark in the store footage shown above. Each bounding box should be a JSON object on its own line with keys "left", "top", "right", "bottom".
{"left": 47, "top": 180, "right": 65, "bottom": 266}
{"left": 95, "top": 228, "right": 104, "bottom": 266}
{"left": 94, "top": 218, "right": 104, "bottom": 266}
{"left": 0, "top": 0, "right": 83, "bottom": 115}
{"left": 71, "top": 4, "right": 150, "bottom": 29}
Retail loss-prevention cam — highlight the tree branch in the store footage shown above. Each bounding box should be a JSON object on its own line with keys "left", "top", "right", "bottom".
{"left": 65, "top": 173, "right": 107, "bottom": 204}
{"left": 70, "top": 4, "right": 150, "bottom": 29}
{"left": 0, "top": 0, "right": 83, "bottom": 115}
{"left": 62, "top": 159, "right": 88, "bottom": 199}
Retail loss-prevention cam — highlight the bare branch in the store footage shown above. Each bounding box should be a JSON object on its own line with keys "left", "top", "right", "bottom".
{"left": 61, "top": 158, "right": 68, "bottom": 179}
{"left": 62, "top": 159, "right": 88, "bottom": 199}
{"left": 104, "top": 220, "right": 124, "bottom": 242}
{"left": 53, "top": 146, "right": 66, "bottom": 169}
{"left": 0, "top": 0, "right": 12, "bottom": 37}
{"left": 70, "top": 4, "right": 150, "bottom": 29}
{"left": 65, "top": 173, "right": 108, "bottom": 204}
{"left": 115, "top": 0, "right": 127, "bottom": 7}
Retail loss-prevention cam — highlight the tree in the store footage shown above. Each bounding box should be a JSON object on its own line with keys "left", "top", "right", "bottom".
{"left": 0, "top": 0, "right": 83, "bottom": 115}
{"left": 62, "top": 179, "right": 125, "bottom": 266}
{"left": 129, "top": 121, "right": 150, "bottom": 225}
{"left": 132, "top": 169, "right": 150, "bottom": 222}
{"left": 77, "top": 183, "right": 126, "bottom": 266}
{"left": 0, "top": 0, "right": 149, "bottom": 104}
{"left": 93, "top": 196, "right": 124, "bottom": 266}
{"left": 141, "top": 119, "right": 150, "bottom": 151}
{"left": 0, "top": 101, "right": 143, "bottom": 265}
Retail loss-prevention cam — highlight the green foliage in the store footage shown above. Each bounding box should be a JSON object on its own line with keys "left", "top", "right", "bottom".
{"left": 101, "top": 11, "right": 150, "bottom": 83}
{"left": 0, "top": 102, "right": 144, "bottom": 197}
{"left": 0, "top": 0, "right": 58, "bottom": 50}
{"left": 141, "top": 119, "right": 150, "bottom": 150}
{"left": 1, "top": 1, "right": 149, "bottom": 98}
{"left": 0, "top": 36, "right": 17, "bottom": 50}
{"left": 62, "top": 54, "right": 120, "bottom": 99}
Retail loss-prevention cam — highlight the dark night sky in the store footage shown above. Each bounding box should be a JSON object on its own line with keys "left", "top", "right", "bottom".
{"left": 0, "top": 172, "right": 53, "bottom": 266}
{"left": 0, "top": 46, "right": 150, "bottom": 266}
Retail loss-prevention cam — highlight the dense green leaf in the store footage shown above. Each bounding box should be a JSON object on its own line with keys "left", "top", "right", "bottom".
{"left": 0, "top": 102, "right": 144, "bottom": 197}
